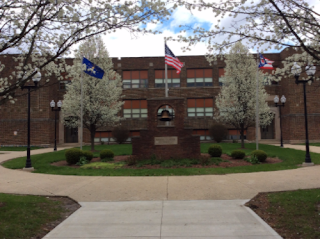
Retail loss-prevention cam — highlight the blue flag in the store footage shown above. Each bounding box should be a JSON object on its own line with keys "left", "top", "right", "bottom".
{"left": 82, "top": 57, "right": 105, "bottom": 79}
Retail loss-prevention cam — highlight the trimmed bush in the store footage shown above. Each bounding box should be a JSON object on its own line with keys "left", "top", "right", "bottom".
{"left": 231, "top": 150, "right": 246, "bottom": 159}
{"left": 100, "top": 149, "right": 114, "bottom": 160}
{"left": 208, "top": 145, "right": 222, "bottom": 157}
{"left": 65, "top": 148, "right": 82, "bottom": 165}
{"left": 209, "top": 123, "right": 228, "bottom": 143}
{"left": 251, "top": 150, "right": 268, "bottom": 162}
{"left": 81, "top": 150, "right": 93, "bottom": 161}
{"left": 76, "top": 156, "right": 89, "bottom": 166}
{"left": 126, "top": 156, "right": 137, "bottom": 166}
{"left": 112, "top": 126, "right": 130, "bottom": 144}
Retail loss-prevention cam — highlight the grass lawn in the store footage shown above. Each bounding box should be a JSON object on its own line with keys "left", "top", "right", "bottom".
{"left": 247, "top": 188, "right": 320, "bottom": 239}
{"left": 0, "top": 194, "right": 71, "bottom": 238}
{"left": 2, "top": 143, "right": 320, "bottom": 176}
{"left": 0, "top": 146, "right": 41, "bottom": 151}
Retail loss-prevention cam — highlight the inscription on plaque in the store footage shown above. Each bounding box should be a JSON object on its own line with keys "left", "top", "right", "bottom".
{"left": 154, "top": 136, "right": 178, "bottom": 145}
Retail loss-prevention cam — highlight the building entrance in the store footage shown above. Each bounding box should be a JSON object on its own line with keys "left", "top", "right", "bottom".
{"left": 65, "top": 126, "right": 78, "bottom": 143}
{"left": 260, "top": 119, "right": 275, "bottom": 139}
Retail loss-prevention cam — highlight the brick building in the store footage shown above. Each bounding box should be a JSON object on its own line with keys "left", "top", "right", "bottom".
{"left": 0, "top": 47, "right": 319, "bottom": 146}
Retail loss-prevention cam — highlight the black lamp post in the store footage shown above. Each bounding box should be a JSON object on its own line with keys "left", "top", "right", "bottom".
{"left": 50, "top": 100, "right": 62, "bottom": 151}
{"left": 291, "top": 62, "right": 316, "bottom": 166}
{"left": 274, "top": 95, "right": 286, "bottom": 147}
{"left": 21, "top": 71, "right": 41, "bottom": 170}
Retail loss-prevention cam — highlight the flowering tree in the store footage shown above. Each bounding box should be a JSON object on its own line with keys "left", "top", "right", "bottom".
{"left": 215, "top": 42, "right": 274, "bottom": 148}
{"left": 0, "top": 0, "right": 170, "bottom": 105}
{"left": 177, "top": 0, "right": 319, "bottom": 80}
{"left": 62, "top": 36, "right": 123, "bottom": 151}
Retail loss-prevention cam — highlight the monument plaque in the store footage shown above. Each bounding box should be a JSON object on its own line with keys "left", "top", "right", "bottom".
{"left": 154, "top": 136, "right": 178, "bottom": 145}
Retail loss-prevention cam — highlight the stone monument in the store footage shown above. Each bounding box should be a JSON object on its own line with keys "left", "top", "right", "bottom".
{"left": 132, "top": 97, "right": 200, "bottom": 159}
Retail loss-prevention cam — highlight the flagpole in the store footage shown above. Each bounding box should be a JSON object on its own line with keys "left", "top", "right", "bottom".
{"left": 80, "top": 56, "right": 83, "bottom": 150}
{"left": 165, "top": 38, "right": 168, "bottom": 98}
{"left": 255, "top": 49, "right": 259, "bottom": 150}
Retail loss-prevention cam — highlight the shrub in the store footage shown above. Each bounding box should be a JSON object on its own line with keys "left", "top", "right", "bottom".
{"left": 100, "top": 149, "right": 114, "bottom": 161}
{"left": 101, "top": 157, "right": 114, "bottom": 162}
{"left": 126, "top": 156, "right": 137, "bottom": 166}
{"left": 208, "top": 145, "right": 222, "bottom": 157}
{"left": 208, "top": 123, "right": 228, "bottom": 143}
{"left": 244, "top": 155, "right": 261, "bottom": 164}
{"left": 112, "top": 126, "right": 130, "bottom": 144}
{"left": 81, "top": 150, "right": 93, "bottom": 161}
{"left": 251, "top": 150, "right": 268, "bottom": 162}
{"left": 76, "top": 156, "right": 89, "bottom": 166}
{"left": 231, "top": 150, "right": 246, "bottom": 159}
{"left": 65, "top": 148, "right": 82, "bottom": 165}
{"left": 198, "top": 156, "right": 210, "bottom": 166}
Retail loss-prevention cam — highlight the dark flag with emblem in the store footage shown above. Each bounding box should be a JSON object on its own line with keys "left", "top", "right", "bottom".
{"left": 82, "top": 57, "right": 105, "bottom": 79}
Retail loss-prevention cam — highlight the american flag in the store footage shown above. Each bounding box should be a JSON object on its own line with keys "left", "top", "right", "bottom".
{"left": 258, "top": 53, "right": 274, "bottom": 70}
{"left": 165, "top": 43, "right": 184, "bottom": 74}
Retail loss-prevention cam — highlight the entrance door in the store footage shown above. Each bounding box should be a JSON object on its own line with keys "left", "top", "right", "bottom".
{"left": 65, "top": 127, "right": 78, "bottom": 143}
{"left": 260, "top": 119, "right": 275, "bottom": 139}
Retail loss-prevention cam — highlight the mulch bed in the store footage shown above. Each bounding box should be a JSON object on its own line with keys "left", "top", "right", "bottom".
{"left": 33, "top": 196, "right": 80, "bottom": 239}
{"left": 52, "top": 154, "right": 282, "bottom": 169}
{"left": 245, "top": 193, "right": 301, "bottom": 239}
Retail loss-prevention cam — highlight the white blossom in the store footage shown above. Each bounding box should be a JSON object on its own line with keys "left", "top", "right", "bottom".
{"left": 176, "top": 0, "right": 319, "bottom": 81}
{"left": 215, "top": 42, "right": 274, "bottom": 148}
{"left": 62, "top": 36, "right": 123, "bottom": 151}
{"left": 0, "top": 0, "right": 171, "bottom": 105}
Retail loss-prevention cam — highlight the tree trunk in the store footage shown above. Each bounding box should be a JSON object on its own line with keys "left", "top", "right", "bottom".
{"left": 90, "top": 124, "right": 96, "bottom": 151}
{"left": 240, "top": 124, "right": 245, "bottom": 149}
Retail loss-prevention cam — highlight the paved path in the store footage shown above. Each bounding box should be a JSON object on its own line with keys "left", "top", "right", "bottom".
{"left": 0, "top": 144, "right": 319, "bottom": 238}
{"left": 44, "top": 200, "right": 281, "bottom": 239}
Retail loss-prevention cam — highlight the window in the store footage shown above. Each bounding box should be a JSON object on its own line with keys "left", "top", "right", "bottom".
{"left": 155, "top": 70, "right": 180, "bottom": 88}
{"left": 95, "top": 131, "right": 141, "bottom": 142}
{"left": 122, "top": 71, "right": 148, "bottom": 89}
{"left": 59, "top": 72, "right": 72, "bottom": 90}
{"left": 219, "top": 68, "right": 225, "bottom": 86}
{"left": 59, "top": 80, "right": 71, "bottom": 90}
{"left": 187, "top": 98, "right": 213, "bottom": 117}
{"left": 126, "top": 131, "right": 141, "bottom": 142}
{"left": 187, "top": 69, "right": 213, "bottom": 87}
{"left": 228, "top": 129, "right": 247, "bottom": 140}
{"left": 193, "top": 130, "right": 211, "bottom": 141}
{"left": 94, "top": 132, "right": 115, "bottom": 143}
{"left": 123, "top": 100, "right": 148, "bottom": 118}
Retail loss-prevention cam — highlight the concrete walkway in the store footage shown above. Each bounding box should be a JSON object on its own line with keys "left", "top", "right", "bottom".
{"left": 44, "top": 200, "right": 282, "bottom": 239}
{"left": 0, "top": 144, "right": 319, "bottom": 238}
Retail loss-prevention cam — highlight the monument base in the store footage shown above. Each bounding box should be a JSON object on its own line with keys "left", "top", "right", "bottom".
{"left": 301, "top": 162, "right": 314, "bottom": 167}
{"left": 23, "top": 167, "right": 35, "bottom": 172}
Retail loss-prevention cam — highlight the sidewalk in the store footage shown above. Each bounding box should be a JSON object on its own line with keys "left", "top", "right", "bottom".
{"left": 0, "top": 144, "right": 319, "bottom": 238}
{"left": 44, "top": 200, "right": 282, "bottom": 239}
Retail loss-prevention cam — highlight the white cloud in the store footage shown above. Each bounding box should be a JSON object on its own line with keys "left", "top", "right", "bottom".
{"left": 100, "top": 28, "right": 208, "bottom": 58}
{"left": 67, "top": 0, "right": 320, "bottom": 58}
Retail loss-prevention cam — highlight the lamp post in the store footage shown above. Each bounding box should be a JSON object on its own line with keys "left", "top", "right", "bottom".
{"left": 50, "top": 100, "right": 62, "bottom": 151}
{"left": 21, "top": 71, "right": 41, "bottom": 170}
{"left": 291, "top": 62, "right": 316, "bottom": 166}
{"left": 274, "top": 95, "right": 286, "bottom": 147}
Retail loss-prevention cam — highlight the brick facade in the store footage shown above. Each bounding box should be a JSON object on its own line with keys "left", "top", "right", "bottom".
{"left": 0, "top": 48, "right": 319, "bottom": 146}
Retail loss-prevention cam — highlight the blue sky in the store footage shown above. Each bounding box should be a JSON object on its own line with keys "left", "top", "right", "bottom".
{"left": 90, "top": 0, "right": 320, "bottom": 59}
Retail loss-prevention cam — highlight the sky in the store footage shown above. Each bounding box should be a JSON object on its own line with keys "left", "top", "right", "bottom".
{"left": 94, "top": 0, "right": 320, "bottom": 58}
{"left": 98, "top": 5, "right": 227, "bottom": 58}
{"left": 2, "top": 0, "right": 319, "bottom": 58}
